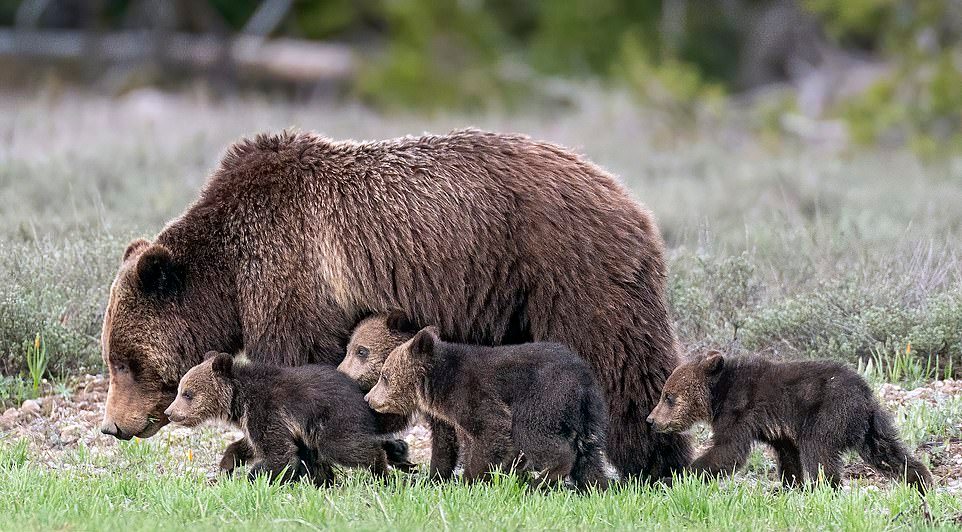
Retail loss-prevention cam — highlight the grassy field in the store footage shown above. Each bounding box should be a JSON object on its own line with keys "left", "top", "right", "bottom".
{"left": 1, "top": 434, "right": 960, "bottom": 532}
{"left": 1, "top": 88, "right": 962, "bottom": 530}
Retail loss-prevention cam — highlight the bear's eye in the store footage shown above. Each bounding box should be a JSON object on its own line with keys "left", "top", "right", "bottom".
{"left": 113, "top": 362, "right": 128, "bottom": 374}
{"left": 665, "top": 395, "right": 675, "bottom": 406}
{"left": 182, "top": 391, "right": 194, "bottom": 402}
{"left": 357, "top": 347, "right": 370, "bottom": 360}
{"left": 380, "top": 373, "right": 389, "bottom": 385}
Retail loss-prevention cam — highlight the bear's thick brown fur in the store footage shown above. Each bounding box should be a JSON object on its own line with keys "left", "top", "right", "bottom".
{"left": 366, "top": 327, "right": 610, "bottom": 490}
{"left": 100, "top": 128, "right": 689, "bottom": 479}
{"left": 648, "top": 352, "right": 932, "bottom": 492}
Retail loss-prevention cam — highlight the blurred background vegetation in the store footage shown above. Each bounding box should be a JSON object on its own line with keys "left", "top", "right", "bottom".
{"left": 1, "top": 1, "right": 961, "bottom": 400}
{"left": 1, "top": 0, "right": 961, "bottom": 153}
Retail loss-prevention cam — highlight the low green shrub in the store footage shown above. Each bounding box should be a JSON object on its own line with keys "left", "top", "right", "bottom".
{"left": 0, "top": 233, "right": 123, "bottom": 377}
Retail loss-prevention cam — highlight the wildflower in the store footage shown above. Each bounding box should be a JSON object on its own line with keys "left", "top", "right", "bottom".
{"left": 34, "top": 333, "right": 41, "bottom": 351}
{"left": 187, "top": 449, "right": 194, "bottom": 462}
{"left": 906, "top": 343, "right": 912, "bottom": 355}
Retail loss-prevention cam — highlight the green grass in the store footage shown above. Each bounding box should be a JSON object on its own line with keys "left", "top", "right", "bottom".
{"left": 2, "top": 382, "right": 960, "bottom": 532}
{"left": 0, "top": 442, "right": 957, "bottom": 532}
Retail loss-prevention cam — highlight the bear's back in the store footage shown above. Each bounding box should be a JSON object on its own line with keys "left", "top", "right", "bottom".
{"left": 442, "top": 341, "right": 598, "bottom": 403}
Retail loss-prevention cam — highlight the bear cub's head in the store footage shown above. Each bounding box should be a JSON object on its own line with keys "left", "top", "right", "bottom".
{"left": 164, "top": 352, "right": 235, "bottom": 427}
{"left": 364, "top": 326, "right": 439, "bottom": 415}
{"left": 338, "top": 311, "right": 419, "bottom": 392}
{"left": 646, "top": 351, "right": 725, "bottom": 433}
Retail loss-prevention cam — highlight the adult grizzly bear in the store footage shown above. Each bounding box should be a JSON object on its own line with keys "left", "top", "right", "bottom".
{"left": 99, "top": 129, "right": 690, "bottom": 479}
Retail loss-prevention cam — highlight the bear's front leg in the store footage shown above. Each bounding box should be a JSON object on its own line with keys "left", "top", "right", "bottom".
{"left": 428, "top": 416, "right": 460, "bottom": 480}
{"left": 687, "top": 437, "right": 751, "bottom": 481}
{"left": 220, "top": 437, "right": 256, "bottom": 474}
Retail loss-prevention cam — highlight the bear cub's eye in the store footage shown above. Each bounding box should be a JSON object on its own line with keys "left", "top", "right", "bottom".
{"left": 182, "top": 391, "right": 194, "bottom": 401}
{"left": 357, "top": 347, "right": 370, "bottom": 359}
{"left": 665, "top": 395, "right": 675, "bottom": 406}
{"left": 379, "top": 373, "right": 389, "bottom": 385}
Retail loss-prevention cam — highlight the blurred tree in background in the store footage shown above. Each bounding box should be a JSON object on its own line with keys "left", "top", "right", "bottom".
{"left": 1, "top": 0, "right": 961, "bottom": 151}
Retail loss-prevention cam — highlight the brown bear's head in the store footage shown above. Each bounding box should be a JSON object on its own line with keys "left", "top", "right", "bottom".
{"left": 100, "top": 238, "right": 236, "bottom": 440}
{"left": 646, "top": 351, "right": 724, "bottom": 433}
{"left": 364, "top": 326, "right": 439, "bottom": 415}
{"left": 338, "top": 311, "right": 419, "bottom": 391}
{"left": 164, "top": 352, "right": 235, "bottom": 427}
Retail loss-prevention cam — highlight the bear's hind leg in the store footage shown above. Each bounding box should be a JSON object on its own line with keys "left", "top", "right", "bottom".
{"left": 530, "top": 448, "right": 575, "bottom": 492}
{"left": 772, "top": 440, "right": 803, "bottom": 488}
{"left": 248, "top": 455, "right": 301, "bottom": 484}
{"left": 513, "top": 426, "right": 576, "bottom": 491}
{"left": 857, "top": 410, "right": 932, "bottom": 493}
{"left": 461, "top": 418, "right": 514, "bottom": 484}
{"left": 246, "top": 431, "right": 301, "bottom": 484}
{"left": 800, "top": 443, "right": 842, "bottom": 489}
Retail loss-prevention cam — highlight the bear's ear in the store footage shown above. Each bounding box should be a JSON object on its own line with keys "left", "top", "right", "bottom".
{"left": 203, "top": 350, "right": 222, "bottom": 361}
{"left": 385, "top": 310, "right": 419, "bottom": 334}
{"left": 135, "top": 244, "right": 184, "bottom": 297}
{"left": 702, "top": 351, "right": 725, "bottom": 375}
{"left": 410, "top": 326, "right": 440, "bottom": 357}
{"left": 122, "top": 238, "right": 151, "bottom": 263}
{"left": 211, "top": 353, "right": 234, "bottom": 376}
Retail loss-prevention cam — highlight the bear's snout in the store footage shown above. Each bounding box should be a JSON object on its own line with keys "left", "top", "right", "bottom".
{"left": 100, "top": 419, "right": 131, "bottom": 440}
{"left": 646, "top": 414, "right": 665, "bottom": 432}
{"left": 646, "top": 407, "right": 670, "bottom": 433}
{"left": 163, "top": 405, "right": 185, "bottom": 424}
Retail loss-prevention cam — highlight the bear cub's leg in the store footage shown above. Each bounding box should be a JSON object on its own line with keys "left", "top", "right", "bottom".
{"left": 800, "top": 441, "right": 843, "bottom": 488}
{"left": 428, "top": 417, "right": 460, "bottom": 480}
{"left": 771, "top": 440, "right": 804, "bottom": 488}
{"left": 219, "top": 437, "right": 256, "bottom": 474}
{"left": 687, "top": 437, "right": 752, "bottom": 480}
{"left": 459, "top": 414, "right": 515, "bottom": 484}
{"left": 246, "top": 429, "right": 302, "bottom": 484}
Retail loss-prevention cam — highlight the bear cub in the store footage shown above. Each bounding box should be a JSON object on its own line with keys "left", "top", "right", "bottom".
{"left": 166, "top": 352, "right": 393, "bottom": 486}
{"left": 339, "top": 311, "right": 418, "bottom": 393}
{"left": 647, "top": 351, "right": 932, "bottom": 492}
{"left": 364, "top": 326, "right": 610, "bottom": 491}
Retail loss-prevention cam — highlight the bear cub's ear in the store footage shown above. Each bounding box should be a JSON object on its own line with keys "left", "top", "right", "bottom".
{"left": 211, "top": 353, "right": 234, "bottom": 376}
{"left": 702, "top": 350, "right": 725, "bottom": 375}
{"left": 410, "top": 326, "right": 440, "bottom": 357}
{"left": 385, "top": 310, "right": 419, "bottom": 334}
{"left": 136, "top": 244, "right": 184, "bottom": 297}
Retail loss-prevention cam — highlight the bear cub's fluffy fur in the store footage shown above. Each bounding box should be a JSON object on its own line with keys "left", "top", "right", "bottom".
{"left": 364, "top": 326, "right": 610, "bottom": 491}
{"left": 165, "top": 353, "right": 394, "bottom": 485}
{"left": 647, "top": 351, "right": 932, "bottom": 492}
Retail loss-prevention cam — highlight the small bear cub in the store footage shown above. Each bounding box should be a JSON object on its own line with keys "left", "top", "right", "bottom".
{"left": 165, "top": 352, "right": 393, "bottom": 486}
{"left": 338, "top": 311, "right": 418, "bottom": 392}
{"left": 364, "top": 326, "right": 609, "bottom": 491}
{"left": 647, "top": 351, "right": 932, "bottom": 492}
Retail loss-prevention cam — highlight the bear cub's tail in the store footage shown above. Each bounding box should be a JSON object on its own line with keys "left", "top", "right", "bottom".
{"left": 858, "top": 409, "right": 933, "bottom": 494}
